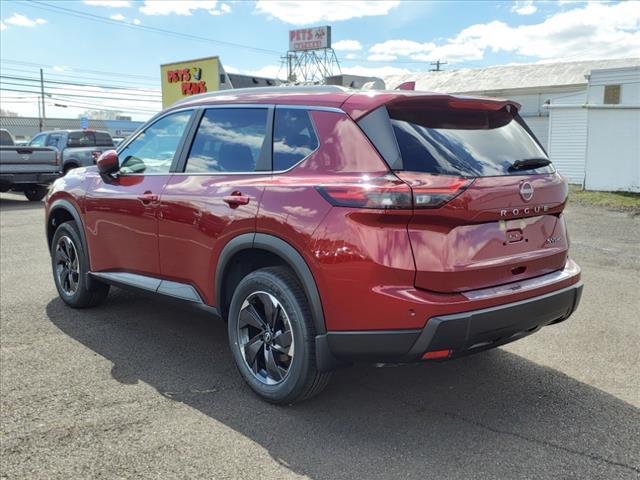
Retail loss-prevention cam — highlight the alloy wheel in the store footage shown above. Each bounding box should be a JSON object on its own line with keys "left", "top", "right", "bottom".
{"left": 237, "top": 291, "right": 294, "bottom": 385}
{"left": 55, "top": 235, "right": 80, "bottom": 296}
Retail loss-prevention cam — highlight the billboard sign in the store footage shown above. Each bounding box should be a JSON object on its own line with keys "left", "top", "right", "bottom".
{"left": 289, "top": 26, "right": 331, "bottom": 51}
{"left": 160, "top": 56, "right": 221, "bottom": 108}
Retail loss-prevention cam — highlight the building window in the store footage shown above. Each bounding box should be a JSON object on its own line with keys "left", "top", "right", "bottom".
{"left": 604, "top": 85, "right": 621, "bottom": 105}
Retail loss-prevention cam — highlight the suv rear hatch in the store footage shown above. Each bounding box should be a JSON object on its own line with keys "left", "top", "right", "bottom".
{"left": 358, "top": 95, "right": 569, "bottom": 293}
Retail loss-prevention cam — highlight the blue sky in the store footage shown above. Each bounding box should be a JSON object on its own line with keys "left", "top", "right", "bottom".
{"left": 1, "top": 0, "right": 638, "bottom": 119}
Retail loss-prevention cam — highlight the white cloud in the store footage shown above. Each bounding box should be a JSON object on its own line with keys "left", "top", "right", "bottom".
{"left": 52, "top": 65, "right": 65, "bottom": 72}
{"left": 333, "top": 39, "right": 362, "bottom": 51}
{"left": 246, "top": 64, "right": 285, "bottom": 79}
{"left": 109, "top": 13, "right": 126, "bottom": 21}
{"left": 83, "top": 0, "right": 131, "bottom": 7}
{"left": 255, "top": 1, "right": 400, "bottom": 25}
{"left": 368, "top": 2, "right": 640, "bottom": 63}
{"left": 345, "top": 53, "right": 358, "bottom": 60}
{"left": 342, "top": 65, "right": 411, "bottom": 77}
{"left": 132, "top": 18, "right": 142, "bottom": 25}
{"left": 511, "top": 1, "right": 537, "bottom": 16}
{"left": 220, "top": 3, "right": 231, "bottom": 14}
{"left": 4, "top": 14, "right": 47, "bottom": 27}
{"left": 140, "top": 1, "right": 228, "bottom": 16}
{"left": 370, "top": 39, "right": 436, "bottom": 57}
{"left": 0, "top": 22, "right": 6, "bottom": 31}
{"left": 367, "top": 53, "right": 397, "bottom": 61}
{"left": 231, "top": 62, "right": 411, "bottom": 82}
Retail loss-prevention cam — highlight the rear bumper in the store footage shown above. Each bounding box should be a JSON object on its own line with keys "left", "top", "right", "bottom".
{"left": 0, "top": 172, "right": 60, "bottom": 187}
{"left": 316, "top": 282, "right": 583, "bottom": 371}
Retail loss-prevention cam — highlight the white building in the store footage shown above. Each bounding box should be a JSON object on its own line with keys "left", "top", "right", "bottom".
{"left": 385, "top": 58, "right": 640, "bottom": 191}
{"left": 547, "top": 66, "right": 639, "bottom": 192}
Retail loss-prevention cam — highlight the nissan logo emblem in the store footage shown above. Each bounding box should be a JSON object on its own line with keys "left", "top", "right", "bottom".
{"left": 520, "top": 182, "right": 534, "bottom": 201}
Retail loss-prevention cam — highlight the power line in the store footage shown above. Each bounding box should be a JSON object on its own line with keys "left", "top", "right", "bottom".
{"left": 0, "top": 85, "right": 161, "bottom": 104}
{"left": 1, "top": 58, "right": 158, "bottom": 81}
{"left": 0, "top": 75, "right": 161, "bottom": 98}
{"left": 25, "top": 1, "right": 281, "bottom": 56}
{"left": 0, "top": 66, "right": 161, "bottom": 89}
{"left": 44, "top": 98, "right": 157, "bottom": 114}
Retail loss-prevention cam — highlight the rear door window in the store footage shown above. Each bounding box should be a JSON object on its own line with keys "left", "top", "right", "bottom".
{"left": 185, "top": 108, "right": 268, "bottom": 173}
{"left": 46, "top": 134, "right": 63, "bottom": 149}
{"left": 67, "top": 131, "right": 96, "bottom": 147}
{"left": 388, "top": 107, "right": 552, "bottom": 177}
{"left": 94, "top": 132, "right": 114, "bottom": 147}
{"left": 0, "top": 130, "right": 13, "bottom": 146}
{"left": 273, "top": 108, "right": 319, "bottom": 171}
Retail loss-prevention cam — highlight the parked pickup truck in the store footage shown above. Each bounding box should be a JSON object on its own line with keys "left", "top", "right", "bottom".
{"left": 29, "top": 129, "right": 115, "bottom": 174}
{"left": 1, "top": 129, "right": 60, "bottom": 201}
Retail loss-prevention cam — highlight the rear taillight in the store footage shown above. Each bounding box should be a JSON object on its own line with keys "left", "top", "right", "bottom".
{"left": 316, "top": 175, "right": 412, "bottom": 209}
{"left": 411, "top": 176, "right": 472, "bottom": 209}
{"left": 317, "top": 175, "right": 472, "bottom": 210}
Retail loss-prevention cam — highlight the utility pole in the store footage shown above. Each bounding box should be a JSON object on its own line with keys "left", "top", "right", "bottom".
{"left": 40, "top": 68, "right": 46, "bottom": 131}
{"left": 429, "top": 60, "right": 447, "bottom": 72}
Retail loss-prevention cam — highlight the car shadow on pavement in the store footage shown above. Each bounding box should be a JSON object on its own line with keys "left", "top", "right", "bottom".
{"left": 45, "top": 289, "right": 640, "bottom": 479}
{"left": 0, "top": 195, "right": 44, "bottom": 210}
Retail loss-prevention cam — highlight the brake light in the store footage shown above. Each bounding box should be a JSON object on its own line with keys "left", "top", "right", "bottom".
{"left": 316, "top": 175, "right": 412, "bottom": 209}
{"left": 411, "top": 176, "right": 473, "bottom": 209}
{"left": 317, "top": 175, "right": 472, "bottom": 210}
{"left": 448, "top": 99, "right": 520, "bottom": 112}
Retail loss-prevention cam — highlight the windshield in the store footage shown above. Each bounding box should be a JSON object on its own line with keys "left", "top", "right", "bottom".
{"left": 389, "top": 108, "right": 553, "bottom": 177}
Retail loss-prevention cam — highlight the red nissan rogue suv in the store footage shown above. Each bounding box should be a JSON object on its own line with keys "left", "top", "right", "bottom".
{"left": 45, "top": 86, "right": 582, "bottom": 404}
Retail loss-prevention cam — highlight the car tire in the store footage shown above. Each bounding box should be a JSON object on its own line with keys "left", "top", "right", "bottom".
{"left": 64, "top": 164, "right": 78, "bottom": 175}
{"left": 51, "top": 220, "right": 109, "bottom": 308}
{"left": 228, "top": 266, "right": 331, "bottom": 404}
{"left": 24, "top": 185, "right": 48, "bottom": 202}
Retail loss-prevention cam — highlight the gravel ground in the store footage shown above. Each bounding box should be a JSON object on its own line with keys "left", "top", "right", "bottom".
{"left": 1, "top": 192, "right": 639, "bottom": 479}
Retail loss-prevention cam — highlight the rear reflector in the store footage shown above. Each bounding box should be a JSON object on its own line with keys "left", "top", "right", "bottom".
{"left": 422, "top": 349, "right": 452, "bottom": 360}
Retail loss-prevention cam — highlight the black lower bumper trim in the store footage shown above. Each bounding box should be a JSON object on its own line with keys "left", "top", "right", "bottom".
{"left": 0, "top": 172, "right": 60, "bottom": 187}
{"left": 315, "top": 282, "right": 583, "bottom": 371}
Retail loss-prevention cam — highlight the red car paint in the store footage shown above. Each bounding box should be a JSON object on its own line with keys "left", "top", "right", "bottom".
{"left": 46, "top": 88, "right": 581, "bottom": 337}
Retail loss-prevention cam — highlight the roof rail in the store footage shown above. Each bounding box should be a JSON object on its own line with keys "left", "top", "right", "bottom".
{"left": 173, "top": 85, "right": 351, "bottom": 106}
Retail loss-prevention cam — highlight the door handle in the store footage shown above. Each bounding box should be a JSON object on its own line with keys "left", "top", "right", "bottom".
{"left": 223, "top": 191, "right": 250, "bottom": 207}
{"left": 138, "top": 191, "right": 159, "bottom": 204}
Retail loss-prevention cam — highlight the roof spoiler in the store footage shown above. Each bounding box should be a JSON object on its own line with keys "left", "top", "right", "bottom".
{"left": 395, "top": 81, "right": 416, "bottom": 91}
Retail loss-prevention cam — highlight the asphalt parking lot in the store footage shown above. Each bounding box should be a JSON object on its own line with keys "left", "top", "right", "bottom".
{"left": 1, "top": 192, "right": 638, "bottom": 479}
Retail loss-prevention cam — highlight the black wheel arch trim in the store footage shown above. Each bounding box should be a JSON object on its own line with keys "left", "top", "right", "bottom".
{"left": 215, "top": 232, "right": 326, "bottom": 335}
{"left": 46, "top": 199, "right": 88, "bottom": 261}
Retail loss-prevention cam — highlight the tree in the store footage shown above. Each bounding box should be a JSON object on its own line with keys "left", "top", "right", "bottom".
{"left": 0, "top": 108, "right": 18, "bottom": 117}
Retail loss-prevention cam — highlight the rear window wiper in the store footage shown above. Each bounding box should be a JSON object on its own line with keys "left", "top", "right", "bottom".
{"left": 509, "top": 158, "right": 551, "bottom": 172}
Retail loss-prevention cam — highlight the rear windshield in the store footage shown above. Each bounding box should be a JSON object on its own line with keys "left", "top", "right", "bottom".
{"left": 0, "top": 130, "right": 13, "bottom": 146}
{"left": 388, "top": 107, "right": 553, "bottom": 177}
{"left": 67, "top": 131, "right": 114, "bottom": 148}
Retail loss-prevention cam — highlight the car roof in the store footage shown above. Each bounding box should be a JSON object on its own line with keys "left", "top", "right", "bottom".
{"left": 39, "top": 129, "right": 111, "bottom": 135}
{"left": 168, "top": 85, "right": 520, "bottom": 120}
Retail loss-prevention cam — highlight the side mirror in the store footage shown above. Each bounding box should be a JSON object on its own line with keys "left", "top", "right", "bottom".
{"left": 97, "top": 150, "right": 119, "bottom": 175}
